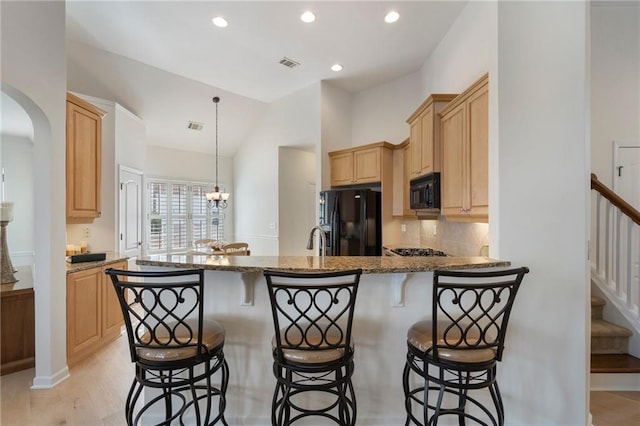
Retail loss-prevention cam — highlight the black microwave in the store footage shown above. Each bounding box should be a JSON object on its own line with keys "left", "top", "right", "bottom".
{"left": 410, "top": 173, "right": 440, "bottom": 210}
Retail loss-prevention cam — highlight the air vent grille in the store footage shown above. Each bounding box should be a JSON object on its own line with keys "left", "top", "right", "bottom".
{"left": 279, "top": 57, "right": 300, "bottom": 68}
{"left": 187, "top": 121, "right": 204, "bottom": 131}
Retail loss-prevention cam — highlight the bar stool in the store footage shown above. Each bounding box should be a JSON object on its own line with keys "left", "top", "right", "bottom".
{"left": 264, "top": 268, "right": 362, "bottom": 426}
{"left": 105, "top": 268, "right": 229, "bottom": 426}
{"left": 402, "top": 267, "right": 529, "bottom": 426}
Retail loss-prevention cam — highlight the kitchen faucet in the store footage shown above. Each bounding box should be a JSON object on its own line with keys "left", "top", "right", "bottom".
{"left": 306, "top": 225, "right": 326, "bottom": 257}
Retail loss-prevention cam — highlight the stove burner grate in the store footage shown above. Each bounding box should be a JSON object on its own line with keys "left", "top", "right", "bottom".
{"left": 390, "top": 247, "right": 447, "bottom": 257}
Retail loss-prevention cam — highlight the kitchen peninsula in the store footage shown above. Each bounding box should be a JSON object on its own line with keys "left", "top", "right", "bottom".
{"left": 135, "top": 254, "right": 509, "bottom": 424}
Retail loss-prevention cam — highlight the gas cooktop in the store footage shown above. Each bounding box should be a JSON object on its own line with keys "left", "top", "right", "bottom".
{"left": 390, "top": 247, "right": 447, "bottom": 257}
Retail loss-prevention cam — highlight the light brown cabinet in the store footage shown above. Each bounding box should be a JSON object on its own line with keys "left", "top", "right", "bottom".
{"left": 439, "top": 74, "right": 489, "bottom": 222}
{"left": 329, "top": 142, "right": 394, "bottom": 187}
{"left": 391, "top": 139, "right": 413, "bottom": 217}
{"left": 1, "top": 268, "right": 35, "bottom": 376}
{"left": 67, "top": 260, "right": 127, "bottom": 366}
{"left": 66, "top": 93, "right": 105, "bottom": 221}
{"left": 402, "top": 143, "right": 413, "bottom": 217}
{"left": 406, "top": 94, "right": 457, "bottom": 179}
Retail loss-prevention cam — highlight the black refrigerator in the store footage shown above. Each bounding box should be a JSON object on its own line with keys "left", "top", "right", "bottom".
{"left": 319, "top": 188, "right": 382, "bottom": 256}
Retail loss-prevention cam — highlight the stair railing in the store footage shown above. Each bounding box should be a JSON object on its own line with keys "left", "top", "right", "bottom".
{"left": 591, "top": 173, "right": 640, "bottom": 333}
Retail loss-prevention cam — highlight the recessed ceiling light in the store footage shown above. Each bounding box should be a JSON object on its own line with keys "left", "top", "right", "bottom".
{"left": 331, "top": 64, "right": 343, "bottom": 72}
{"left": 385, "top": 11, "right": 400, "bottom": 24}
{"left": 212, "top": 16, "right": 228, "bottom": 28}
{"left": 301, "top": 11, "right": 316, "bottom": 23}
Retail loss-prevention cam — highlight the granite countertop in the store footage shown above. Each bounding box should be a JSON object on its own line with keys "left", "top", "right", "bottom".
{"left": 137, "top": 254, "right": 509, "bottom": 274}
{"left": 66, "top": 254, "right": 129, "bottom": 274}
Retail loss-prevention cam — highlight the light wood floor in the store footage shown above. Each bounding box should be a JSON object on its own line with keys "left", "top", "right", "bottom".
{"left": 1, "top": 335, "right": 638, "bottom": 425}
{"left": 591, "top": 390, "right": 640, "bottom": 426}
{"left": 1, "top": 334, "right": 133, "bottom": 425}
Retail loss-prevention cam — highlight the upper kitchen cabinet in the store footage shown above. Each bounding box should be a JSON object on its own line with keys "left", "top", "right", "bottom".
{"left": 391, "top": 139, "right": 414, "bottom": 217}
{"left": 406, "top": 94, "right": 458, "bottom": 179}
{"left": 439, "top": 73, "right": 489, "bottom": 222}
{"left": 66, "top": 93, "right": 106, "bottom": 221}
{"left": 329, "top": 142, "right": 394, "bottom": 187}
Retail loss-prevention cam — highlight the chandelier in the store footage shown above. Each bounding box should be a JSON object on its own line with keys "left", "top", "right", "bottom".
{"left": 205, "top": 96, "right": 230, "bottom": 209}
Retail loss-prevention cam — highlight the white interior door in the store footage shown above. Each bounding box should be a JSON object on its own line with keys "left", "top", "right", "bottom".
{"left": 613, "top": 142, "right": 640, "bottom": 295}
{"left": 613, "top": 142, "right": 640, "bottom": 210}
{"left": 119, "top": 166, "right": 143, "bottom": 267}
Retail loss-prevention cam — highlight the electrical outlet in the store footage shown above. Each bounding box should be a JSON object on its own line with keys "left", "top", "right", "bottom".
{"left": 401, "top": 224, "right": 407, "bottom": 233}
{"left": 83, "top": 227, "right": 90, "bottom": 238}
{"left": 433, "top": 224, "right": 437, "bottom": 236}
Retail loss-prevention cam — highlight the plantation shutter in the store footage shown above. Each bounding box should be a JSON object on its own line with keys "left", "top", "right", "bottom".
{"left": 146, "top": 179, "right": 228, "bottom": 254}
{"left": 170, "top": 183, "right": 188, "bottom": 251}
{"left": 192, "top": 184, "right": 209, "bottom": 241}
{"left": 148, "top": 181, "right": 168, "bottom": 251}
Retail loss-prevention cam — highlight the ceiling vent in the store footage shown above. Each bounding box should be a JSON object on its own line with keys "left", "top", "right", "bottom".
{"left": 186, "top": 121, "right": 204, "bottom": 131}
{"left": 279, "top": 57, "right": 300, "bottom": 68}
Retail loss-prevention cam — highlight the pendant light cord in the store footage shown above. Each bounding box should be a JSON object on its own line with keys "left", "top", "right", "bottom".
{"left": 213, "top": 96, "right": 220, "bottom": 191}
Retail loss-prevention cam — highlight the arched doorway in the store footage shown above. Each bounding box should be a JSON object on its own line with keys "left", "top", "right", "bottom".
{"left": 1, "top": 85, "right": 70, "bottom": 388}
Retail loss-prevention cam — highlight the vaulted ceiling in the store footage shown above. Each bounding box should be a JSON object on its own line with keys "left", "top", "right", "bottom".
{"left": 3, "top": 2, "right": 468, "bottom": 156}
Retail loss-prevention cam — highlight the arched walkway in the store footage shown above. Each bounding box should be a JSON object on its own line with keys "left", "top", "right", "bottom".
{"left": 1, "top": 84, "right": 69, "bottom": 388}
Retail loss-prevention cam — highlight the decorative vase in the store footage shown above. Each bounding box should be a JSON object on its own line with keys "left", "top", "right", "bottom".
{"left": 1, "top": 202, "right": 18, "bottom": 284}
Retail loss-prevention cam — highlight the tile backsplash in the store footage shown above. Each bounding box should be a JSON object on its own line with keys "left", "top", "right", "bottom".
{"left": 395, "top": 218, "right": 489, "bottom": 257}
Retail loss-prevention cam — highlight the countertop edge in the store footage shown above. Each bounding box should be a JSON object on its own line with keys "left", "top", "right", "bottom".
{"left": 66, "top": 256, "right": 129, "bottom": 274}
{"left": 136, "top": 256, "right": 510, "bottom": 274}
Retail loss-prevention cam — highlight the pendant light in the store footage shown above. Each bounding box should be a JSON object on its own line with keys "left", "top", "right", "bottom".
{"left": 205, "top": 96, "right": 229, "bottom": 209}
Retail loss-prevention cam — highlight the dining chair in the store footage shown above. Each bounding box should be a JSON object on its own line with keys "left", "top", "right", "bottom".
{"left": 222, "top": 242, "right": 249, "bottom": 256}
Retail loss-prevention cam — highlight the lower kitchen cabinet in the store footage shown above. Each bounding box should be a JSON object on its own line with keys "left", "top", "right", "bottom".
{"left": 67, "top": 260, "right": 127, "bottom": 366}
{"left": 1, "top": 267, "right": 35, "bottom": 375}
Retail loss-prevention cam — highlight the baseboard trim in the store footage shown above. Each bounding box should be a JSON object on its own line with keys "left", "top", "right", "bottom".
{"left": 31, "top": 366, "right": 70, "bottom": 389}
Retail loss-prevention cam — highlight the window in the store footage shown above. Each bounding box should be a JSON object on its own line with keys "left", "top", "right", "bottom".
{"left": 147, "top": 179, "right": 226, "bottom": 254}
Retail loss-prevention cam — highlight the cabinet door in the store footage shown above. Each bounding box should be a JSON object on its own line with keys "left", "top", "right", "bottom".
{"left": 441, "top": 103, "right": 466, "bottom": 216}
{"left": 353, "top": 147, "right": 381, "bottom": 183}
{"left": 419, "top": 105, "right": 434, "bottom": 175}
{"left": 468, "top": 86, "right": 489, "bottom": 217}
{"left": 330, "top": 152, "right": 354, "bottom": 186}
{"left": 403, "top": 144, "right": 413, "bottom": 216}
{"left": 67, "top": 268, "right": 102, "bottom": 361}
{"left": 409, "top": 120, "right": 421, "bottom": 178}
{"left": 66, "top": 100, "right": 102, "bottom": 219}
{"left": 1, "top": 289, "right": 35, "bottom": 375}
{"left": 101, "top": 261, "right": 127, "bottom": 340}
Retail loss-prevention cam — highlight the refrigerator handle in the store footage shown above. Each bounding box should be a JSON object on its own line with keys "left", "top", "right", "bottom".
{"left": 331, "top": 195, "right": 339, "bottom": 256}
{"left": 362, "top": 191, "right": 367, "bottom": 255}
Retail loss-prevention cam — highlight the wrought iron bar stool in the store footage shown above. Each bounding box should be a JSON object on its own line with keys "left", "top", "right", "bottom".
{"left": 264, "top": 268, "right": 362, "bottom": 426}
{"left": 105, "top": 268, "right": 229, "bottom": 426}
{"left": 402, "top": 267, "right": 529, "bottom": 426}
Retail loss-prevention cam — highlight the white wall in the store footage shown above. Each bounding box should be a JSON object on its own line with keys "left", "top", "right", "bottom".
{"left": 115, "top": 104, "right": 146, "bottom": 173}
{"left": 146, "top": 145, "right": 235, "bottom": 241}
{"left": 591, "top": 3, "right": 640, "bottom": 188}
{"left": 1, "top": 0, "right": 69, "bottom": 388}
{"left": 496, "top": 2, "right": 589, "bottom": 424}
{"left": 278, "top": 147, "right": 316, "bottom": 256}
{"left": 319, "top": 82, "right": 352, "bottom": 190}
{"left": 1, "top": 135, "right": 34, "bottom": 265}
{"left": 351, "top": 71, "right": 422, "bottom": 147}
{"left": 234, "top": 83, "right": 321, "bottom": 255}
{"left": 420, "top": 0, "right": 491, "bottom": 95}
